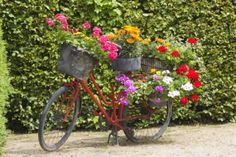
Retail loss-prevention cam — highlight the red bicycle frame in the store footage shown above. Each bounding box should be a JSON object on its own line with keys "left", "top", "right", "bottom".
{"left": 63, "top": 72, "right": 151, "bottom": 132}
{"left": 63, "top": 73, "right": 125, "bottom": 130}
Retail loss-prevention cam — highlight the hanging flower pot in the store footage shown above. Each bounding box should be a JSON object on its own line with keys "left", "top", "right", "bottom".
{"left": 111, "top": 56, "right": 141, "bottom": 71}
{"left": 57, "top": 43, "right": 98, "bottom": 81}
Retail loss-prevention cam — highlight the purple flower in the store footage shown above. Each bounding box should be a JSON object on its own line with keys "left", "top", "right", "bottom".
{"left": 153, "top": 74, "right": 160, "bottom": 80}
{"left": 127, "top": 86, "right": 136, "bottom": 93}
{"left": 124, "top": 80, "right": 133, "bottom": 88}
{"left": 154, "top": 85, "right": 165, "bottom": 93}
{"left": 121, "top": 90, "right": 128, "bottom": 98}
{"left": 119, "top": 98, "right": 129, "bottom": 105}
{"left": 115, "top": 74, "right": 129, "bottom": 83}
{"left": 155, "top": 98, "right": 161, "bottom": 104}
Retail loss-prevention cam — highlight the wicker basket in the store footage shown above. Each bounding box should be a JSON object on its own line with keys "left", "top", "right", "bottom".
{"left": 57, "top": 43, "right": 98, "bottom": 81}
{"left": 141, "top": 57, "right": 172, "bottom": 72}
{"left": 141, "top": 58, "right": 172, "bottom": 107}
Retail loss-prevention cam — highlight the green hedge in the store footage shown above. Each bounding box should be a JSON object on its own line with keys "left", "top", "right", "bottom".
{"left": 0, "top": 18, "right": 10, "bottom": 155}
{"left": 0, "top": 0, "right": 235, "bottom": 132}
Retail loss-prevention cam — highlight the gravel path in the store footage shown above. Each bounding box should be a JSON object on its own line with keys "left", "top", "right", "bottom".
{"left": 4, "top": 123, "right": 236, "bottom": 157}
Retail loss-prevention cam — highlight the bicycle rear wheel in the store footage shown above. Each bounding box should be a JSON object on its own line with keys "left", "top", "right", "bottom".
{"left": 38, "top": 86, "right": 81, "bottom": 151}
{"left": 123, "top": 99, "right": 172, "bottom": 143}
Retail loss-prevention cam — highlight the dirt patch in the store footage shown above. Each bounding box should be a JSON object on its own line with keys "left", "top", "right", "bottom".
{"left": 4, "top": 123, "right": 236, "bottom": 157}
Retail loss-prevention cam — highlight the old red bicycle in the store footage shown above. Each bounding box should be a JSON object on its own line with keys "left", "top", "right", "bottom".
{"left": 38, "top": 44, "right": 172, "bottom": 152}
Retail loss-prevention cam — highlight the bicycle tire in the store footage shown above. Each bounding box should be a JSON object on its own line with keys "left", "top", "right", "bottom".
{"left": 123, "top": 99, "right": 172, "bottom": 143}
{"left": 38, "top": 86, "right": 81, "bottom": 151}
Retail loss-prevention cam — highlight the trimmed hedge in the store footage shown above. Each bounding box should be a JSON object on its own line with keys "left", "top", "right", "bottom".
{"left": 0, "top": 19, "right": 10, "bottom": 154}
{"left": 0, "top": 0, "right": 235, "bottom": 132}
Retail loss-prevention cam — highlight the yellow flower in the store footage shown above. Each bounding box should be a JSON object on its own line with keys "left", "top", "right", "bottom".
{"left": 124, "top": 25, "right": 140, "bottom": 35}
{"left": 127, "top": 38, "right": 135, "bottom": 44}
{"left": 165, "top": 43, "right": 171, "bottom": 47}
{"left": 156, "top": 71, "right": 161, "bottom": 75}
{"left": 150, "top": 68, "right": 156, "bottom": 73}
{"left": 84, "top": 36, "right": 92, "bottom": 41}
{"left": 142, "top": 38, "right": 151, "bottom": 45}
{"left": 73, "top": 32, "right": 83, "bottom": 36}
{"left": 116, "top": 29, "right": 126, "bottom": 36}
{"left": 156, "top": 37, "right": 164, "bottom": 43}
{"left": 130, "top": 33, "right": 143, "bottom": 41}
{"left": 107, "top": 33, "right": 117, "bottom": 39}
{"left": 135, "top": 36, "right": 143, "bottom": 41}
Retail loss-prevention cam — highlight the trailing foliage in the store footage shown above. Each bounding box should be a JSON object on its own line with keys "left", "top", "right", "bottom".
{"left": 0, "top": 18, "right": 10, "bottom": 155}
{"left": 0, "top": 0, "right": 235, "bottom": 132}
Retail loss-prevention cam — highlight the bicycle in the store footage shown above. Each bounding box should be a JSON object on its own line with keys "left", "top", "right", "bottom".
{"left": 38, "top": 45, "right": 172, "bottom": 152}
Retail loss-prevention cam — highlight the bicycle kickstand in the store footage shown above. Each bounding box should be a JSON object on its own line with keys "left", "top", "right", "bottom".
{"left": 107, "top": 125, "right": 119, "bottom": 145}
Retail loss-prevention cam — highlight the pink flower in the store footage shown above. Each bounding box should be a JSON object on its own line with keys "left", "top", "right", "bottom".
{"left": 72, "top": 27, "right": 78, "bottom": 34}
{"left": 61, "top": 23, "right": 69, "bottom": 32}
{"left": 46, "top": 18, "right": 55, "bottom": 27}
{"left": 101, "top": 42, "right": 110, "bottom": 51}
{"left": 82, "top": 22, "right": 91, "bottom": 29}
{"left": 93, "top": 27, "right": 102, "bottom": 37}
{"left": 153, "top": 74, "right": 160, "bottom": 80}
{"left": 155, "top": 98, "right": 161, "bottom": 104}
{"left": 99, "top": 35, "right": 109, "bottom": 44}
{"left": 54, "top": 13, "right": 68, "bottom": 24}
{"left": 108, "top": 51, "right": 117, "bottom": 61}
{"left": 110, "top": 42, "right": 118, "bottom": 53}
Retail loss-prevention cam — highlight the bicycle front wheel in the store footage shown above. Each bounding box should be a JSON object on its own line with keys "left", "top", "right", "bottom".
{"left": 123, "top": 99, "right": 172, "bottom": 143}
{"left": 38, "top": 86, "right": 81, "bottom": 151}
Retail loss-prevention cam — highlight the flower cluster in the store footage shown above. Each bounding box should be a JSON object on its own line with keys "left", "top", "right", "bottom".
{"left": 46, "top": 13, "right": 118, "bottom": 62}
{"left": 116, "top": 74, "right": 137, "bottom": 105}
{"left": 115, "top": 37, "right": 203, "bottom": 106}
{"left": 175, "top": 63, "right": 202, "bottom": 104}
{"left": 107, "top": 25, "right": 146, "bottom": 57}
{"left": 176, "top": 64, "right": 201, "bottom": 88}
{"left": 99, "top": 35, "right": 118, "bottom": 60}
{"left": 141, "top": 37, "right": 203, "bottom": 105}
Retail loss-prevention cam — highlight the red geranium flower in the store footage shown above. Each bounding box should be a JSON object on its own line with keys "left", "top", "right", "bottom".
{"left": 171, "top": 50, "right": 180, "bottom": 57}
{"left": 186, "top": 68, "right": 199, "bottom": 81}
{"left": 176, "top": 64, "right": 188, "bottom": 75}
{"left": 72, "top": 27, "right": 78, "bottom": 34}
{"left": 180, "top": 96, "right": 189, "bottom": 105}
{"left": 192, "top": 94, "right": 198, "bottom": 102}
{"left": 193, "top": 81, "right": 202, "bottom": 88}
{"left": 187, "top": 37, "right": 197, "bottom": 44}
{"left": 157, "top": 45, "right": 167, "bottom": 53}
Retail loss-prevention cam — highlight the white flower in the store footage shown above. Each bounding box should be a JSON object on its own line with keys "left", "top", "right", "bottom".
{"left": 162, "top": 76, "right": 173, "bottom": 84}
{"left": 162, "top": 70, "right": 170, "bottom": 75}
{"left": 181, "top": 82, "right": 193, "bottom": 91}
{"left": 168, "top": 90, "right": 180, "bottom": 98}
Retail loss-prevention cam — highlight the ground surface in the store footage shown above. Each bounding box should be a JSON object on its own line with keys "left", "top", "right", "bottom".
{"left": 4, "top": 123, "right": 236, "bottom": 157}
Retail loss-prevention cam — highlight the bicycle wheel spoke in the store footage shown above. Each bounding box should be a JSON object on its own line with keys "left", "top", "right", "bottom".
{"left": 38, "top": 86, "right": 80, "bottom": 151}
{"left": 123, "top": 100, "right": 172, "bottom": 143}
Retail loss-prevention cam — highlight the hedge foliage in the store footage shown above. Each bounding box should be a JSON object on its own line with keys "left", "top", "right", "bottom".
{"left": 0, "top": 0, "right": 235, "bottom": 132}
{"left": 0, "top": 18, "right": 10, "bottom": 154}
